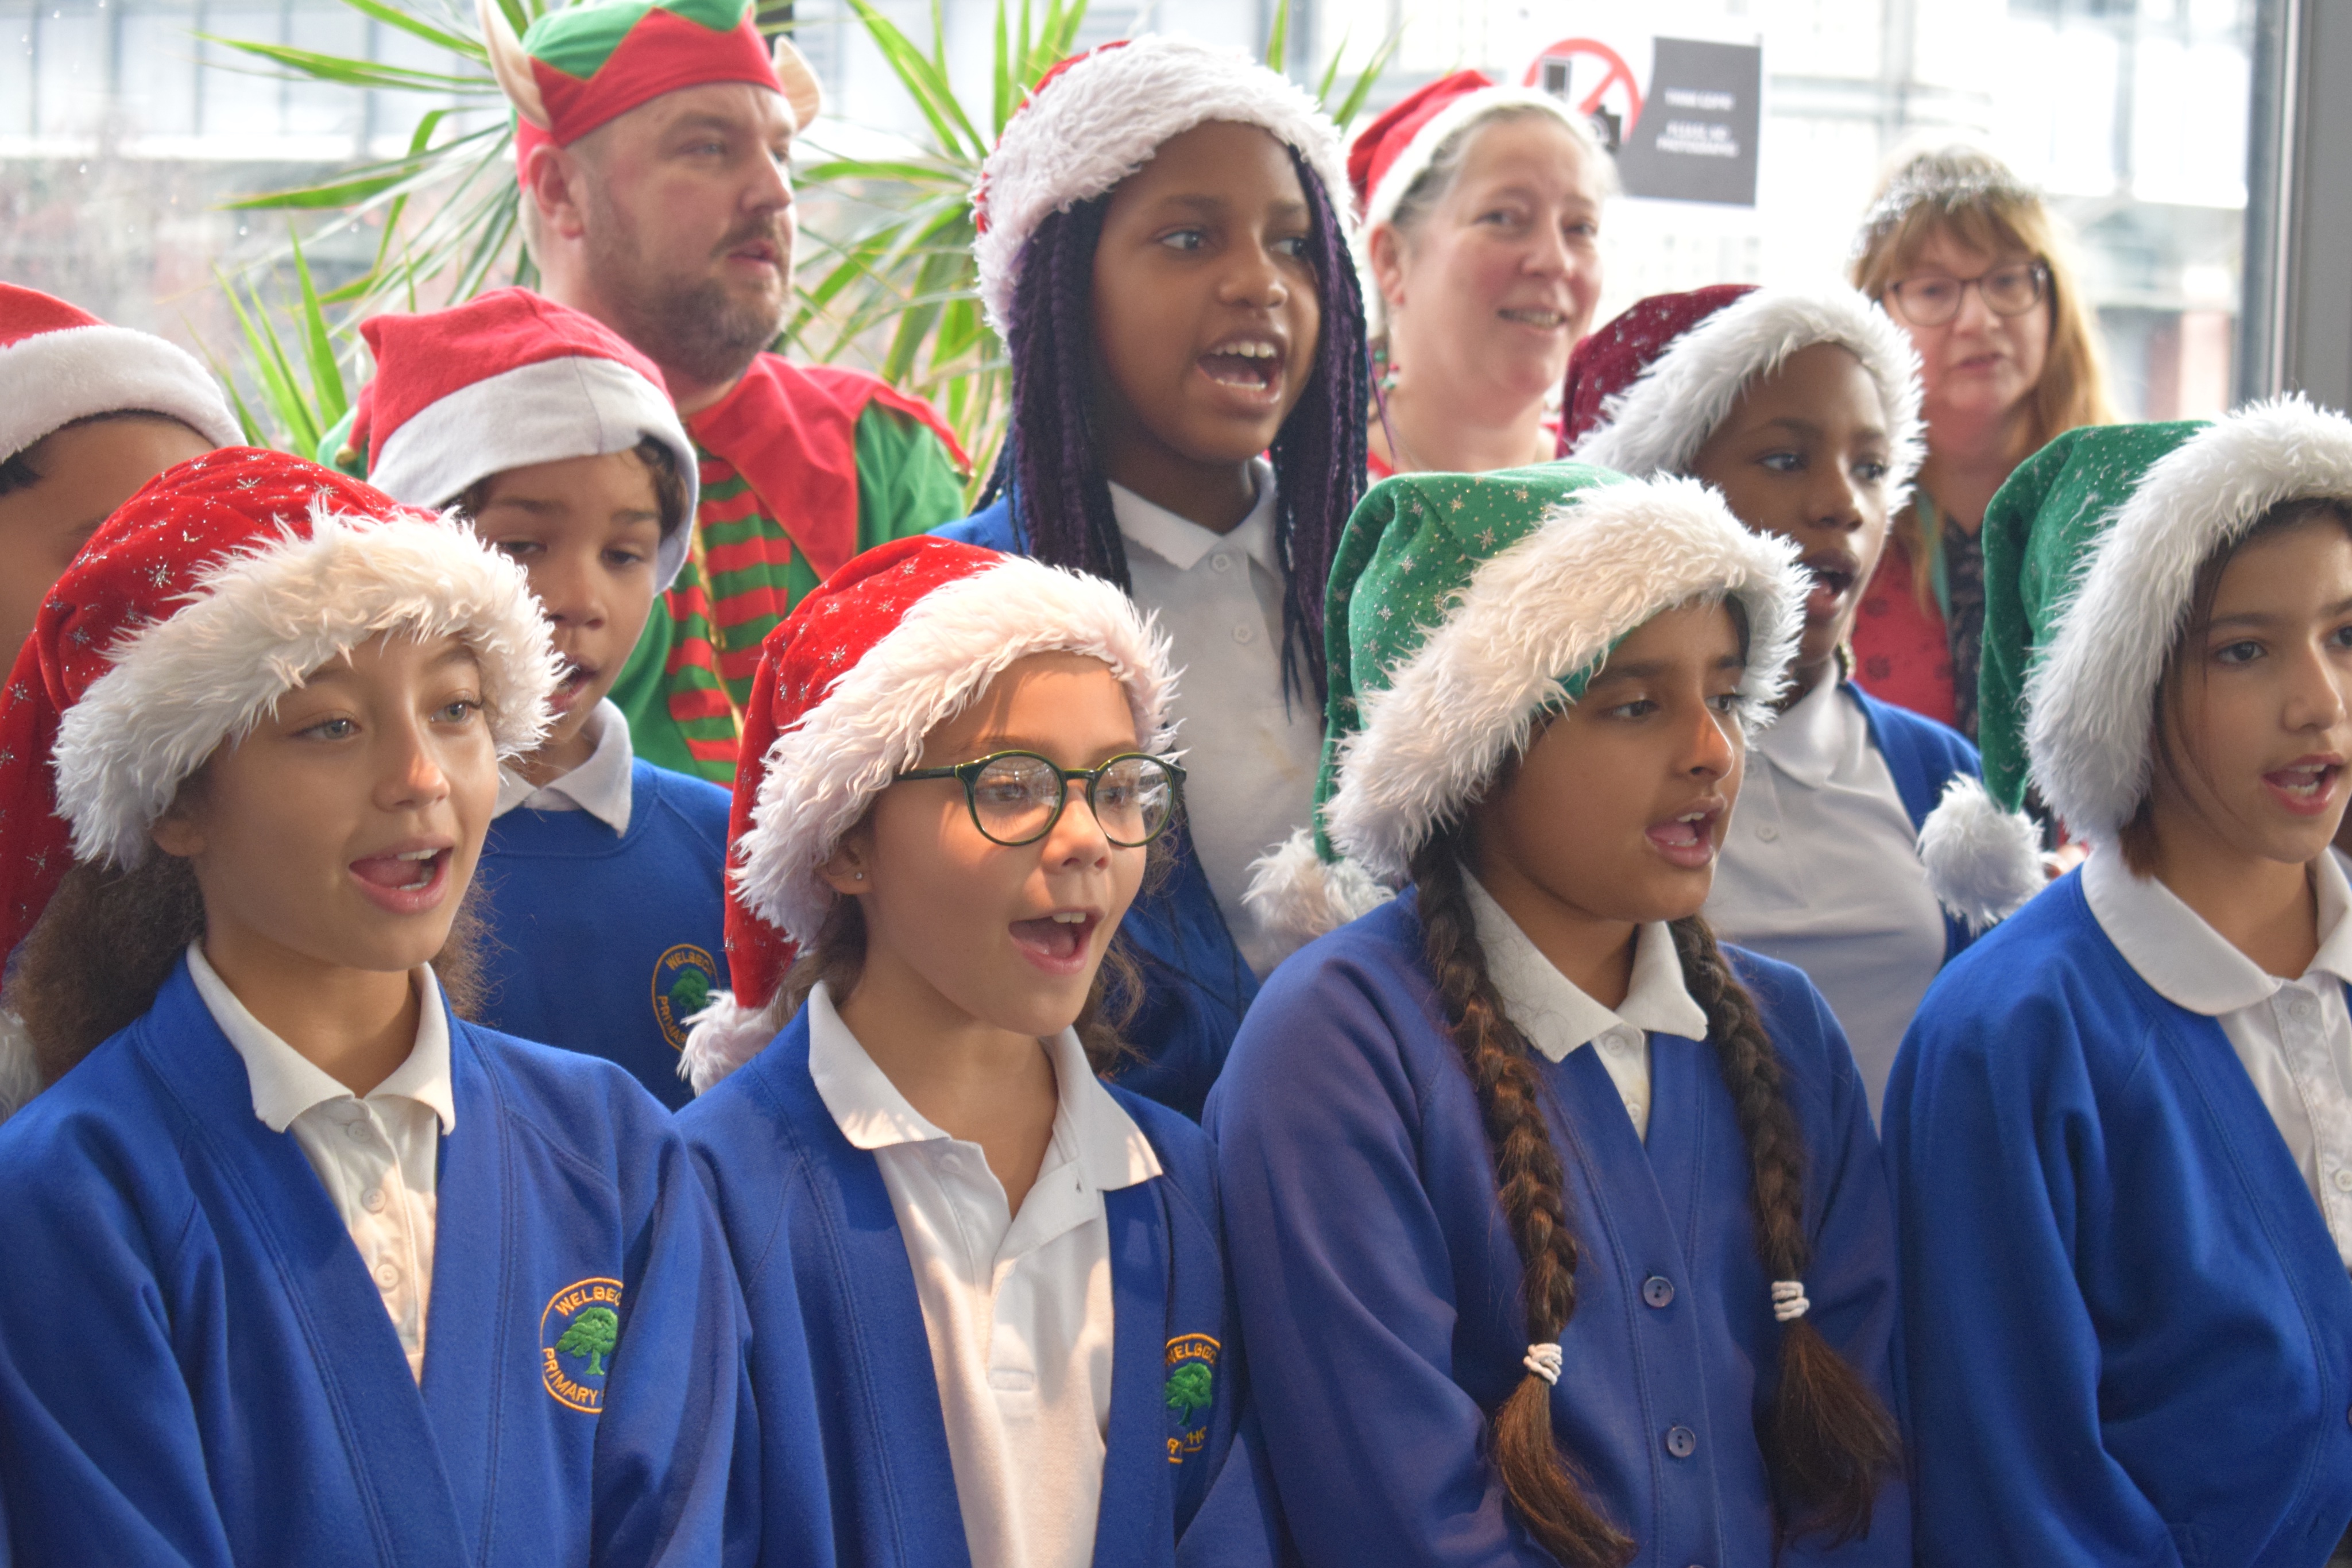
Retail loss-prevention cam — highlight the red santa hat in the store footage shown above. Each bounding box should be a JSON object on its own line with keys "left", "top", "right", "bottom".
{"left": 1344, "top": 71, "right": 1608, "bottom": 337}
{"left": 970, "top": 35, "right": 1352, "bottom": 339}
{"left": 0, "top": 448, "right": 560, "bottom": 968}
{"left": 679, "top": 535, "right": 1177, "bottom": 1093}
{"left": 478, "top": 0, "right": 822, "bottom": 176}
{"left": 350, "top": 288, "right": 700, "bottom": 591}
{"left": 1562, "top": 284, "right": 1926, "bottom": 508}
{"left": 0, "top": 284, "right": 241, "bottom": 464}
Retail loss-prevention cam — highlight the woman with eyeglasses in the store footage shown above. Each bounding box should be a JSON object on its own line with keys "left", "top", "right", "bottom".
{"left": 1847, "top": 145, "right": 2118, "bottom": 741}
{"left": 675, "top": 536, "right": 1281, "bottom": 1568}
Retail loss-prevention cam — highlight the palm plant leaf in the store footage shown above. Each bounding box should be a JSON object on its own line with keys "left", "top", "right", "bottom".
{"left": 196, "top": 0, "right": 1399, "bottom": 479}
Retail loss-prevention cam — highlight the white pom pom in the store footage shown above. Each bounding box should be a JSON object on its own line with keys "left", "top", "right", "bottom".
{"left": 0, "top": 1008, "right": 39, "bottom": 1125}
{"left": 1917, "top": 774, "right": 2046, "bottom": 933}
{"left": 679, "top": 990, "right": 781, "bottom": 1097}
{"left": 1243, "top": 828, "right": 1394, "bottom": 962}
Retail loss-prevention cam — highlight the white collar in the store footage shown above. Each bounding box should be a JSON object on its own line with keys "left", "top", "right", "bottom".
{"left": 494, "top": 699, "right": 635, "bottom": 834}
{"left": 1464, "top": 873, "right": 1710, "bottom": 1059}
{"left": 1754, "top": 677, "right": 1863, "bottom": 789}
{"left": 2083, "top": 843, "right": 2352, "bottom": 1015}
{"left": 188, "top": 942, "right": 457, "bottom": 1135}
{"left": 803, "top": 980, "right": 1162, "bottom": 1192}
{"left": 1108, "top": 457, "right": 1279, "bottom": 575}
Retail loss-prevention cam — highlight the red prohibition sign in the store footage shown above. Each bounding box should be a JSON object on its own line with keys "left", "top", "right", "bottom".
{"left": 1523, "top": 37, "right": 1643, "bottom": 131}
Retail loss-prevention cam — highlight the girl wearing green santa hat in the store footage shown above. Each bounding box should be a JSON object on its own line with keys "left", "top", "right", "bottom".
{"left": 1888, "top": 397, "right": 2352, "bottom": 1565}
{"left": 1208, "top": 465, "right": 1907, "bottom": 1565}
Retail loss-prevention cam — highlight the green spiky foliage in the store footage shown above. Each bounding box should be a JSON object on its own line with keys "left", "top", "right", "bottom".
{"left": 203, "top": 0, "right": 1399, "bottom": 481}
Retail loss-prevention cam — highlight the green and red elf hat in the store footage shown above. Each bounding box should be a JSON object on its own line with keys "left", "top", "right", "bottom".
{"left": 1921, "top": 397, "right": 2352, "bottom": 924}
{"left": 677, "top": 536, "right": 1177, "bottom": 1093}
{"left": 477, "top": 0, "right": 822, "bottom": 172}
{"left": 0, "top": 448, "right": 558, "bottom": 1112}
{"left": 1245, "top": 462, "right": 1806, "bottom": 950}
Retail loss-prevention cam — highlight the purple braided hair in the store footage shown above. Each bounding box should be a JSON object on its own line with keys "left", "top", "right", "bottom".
{"left": 979, "top": 145, "right": 1368, "bottom": 707}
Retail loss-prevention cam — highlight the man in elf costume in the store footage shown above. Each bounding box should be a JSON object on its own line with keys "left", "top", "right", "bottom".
{"left": 476, "top": 0, "right": 970, "bottom": 783}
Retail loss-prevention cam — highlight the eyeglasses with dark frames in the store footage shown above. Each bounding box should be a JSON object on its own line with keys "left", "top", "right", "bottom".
{"left": 894, "top": 750, "right": 1186, "bottom": 848}
{"left": 1882, "top": 260, "right": 2050, "bottom": 328}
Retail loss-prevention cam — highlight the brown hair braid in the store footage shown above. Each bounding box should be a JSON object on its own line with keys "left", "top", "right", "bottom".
{"left": 1667, "top": 915, "right": 1901, "bottom": 1544}
{"left": 1409, "top": 828, "right": 1899, "bottom": 1558}
{"left": 1409, "top": 834, "right": 1634, "bottom": 1568}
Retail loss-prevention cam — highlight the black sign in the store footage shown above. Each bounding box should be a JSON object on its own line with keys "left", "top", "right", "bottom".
{"left": 1612, "top": 38, "right": 1762, "bottom": 207}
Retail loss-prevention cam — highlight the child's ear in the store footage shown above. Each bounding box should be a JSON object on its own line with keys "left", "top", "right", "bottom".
{"left": 817, "top": 838, "right": 871, "bottom": 896}
{"left": 148, "top": 810, "right": 204, "bottom": 861}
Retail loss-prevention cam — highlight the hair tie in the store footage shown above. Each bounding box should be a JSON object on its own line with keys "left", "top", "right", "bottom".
{"left": 1522, "top": 1342, "right": 1562, "bottom": 1386}
{"left": 1770, "top": 1280, "right": 1809, "bottom": 1323}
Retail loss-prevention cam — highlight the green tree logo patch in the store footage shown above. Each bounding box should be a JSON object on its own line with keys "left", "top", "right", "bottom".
{"left": 539, "top": 1278, "right": 625, "bottom": 1412}
{"left": 1163, "top": 1333, "right": 1220, "bottom": 1464}
{"left": 651, "top": 943, "right": 720, "bottom": 1050}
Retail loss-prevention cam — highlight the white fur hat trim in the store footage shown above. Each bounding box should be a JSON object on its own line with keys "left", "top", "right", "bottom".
{"left": 365, "top": 355, "right": 701, "bottom": 594}
{"left": 54, "top": 502, "right": 561, "bottom": 870}
{"left": 1570, "top": 287, "right": 1926, "bottom": 510}
{"left": 1325, "top": 474, "right": 1806, "bottom": 885}
{"left": 1916, "top": 773, "right": 2044, "bottom": 930}
{"left": 732, "top": 554, "right": 1177, "bottom": 948}
{"left": 972, "top": 34, "right": 1351, "bottom": 339}
{"left": 0, "top": 323, "right": 240, "bottom": 463}
{"left": 2026, "top": 396, "right": 2352, "bottom": 842}
{"left": 1360, "top": 84, "right": 1602, "bottom": 231}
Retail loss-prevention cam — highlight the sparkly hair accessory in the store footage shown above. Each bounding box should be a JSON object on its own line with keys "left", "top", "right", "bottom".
{"left": 1851, "top": 149, "right": 2041, "bottom": 262}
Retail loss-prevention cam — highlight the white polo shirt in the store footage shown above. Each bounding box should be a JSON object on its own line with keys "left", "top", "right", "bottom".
{"left": 1111, "top": 460, "right": 1322, "bottom": 977}
{"left": 493, "top": 697, "right": 635, "bottom": 833}
{"left": 1466, "top": 873, "right": 1709, "bottom": 1141}
{"left": 1705, "top": 679, "right": 1947, "bottom": 1114}
{"left": 805, "top": 981, "right": 1162, "bottom": 1568}
{"left": 2086, "top": 845, "right": 2352, "bottom": 1268}
{"left": 189, "top": 943, "right": 453, "bottom": 1381}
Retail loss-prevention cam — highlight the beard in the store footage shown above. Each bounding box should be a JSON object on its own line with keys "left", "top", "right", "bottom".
{"left": 585, "top": 191, "right": 792, "bottom": 390}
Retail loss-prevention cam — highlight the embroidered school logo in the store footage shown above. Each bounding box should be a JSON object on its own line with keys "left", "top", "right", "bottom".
{"left": 651, "top": 943, "right": 718, "bottom": 1050}
{"left": 540, "top": 1277, "right": 624, "bottom": 1412}
{"left": 1163, "top": 1333, "right": 1218, "bottom": 1464}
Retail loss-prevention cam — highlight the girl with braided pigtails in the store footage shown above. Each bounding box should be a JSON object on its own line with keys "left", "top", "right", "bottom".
{"left": 1210, "top": 466, "right": 1906, "bottom": 1566}
{"left": 935, "top": 36, "right": 1368, "bottom": 1120}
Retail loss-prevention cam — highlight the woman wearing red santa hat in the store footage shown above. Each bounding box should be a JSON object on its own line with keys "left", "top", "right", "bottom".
{"left": 0, "top": 450, "right": 760, "bottom": 1566}
{"left": 1352, "top": 69, "right": 1614, "bottom": 479}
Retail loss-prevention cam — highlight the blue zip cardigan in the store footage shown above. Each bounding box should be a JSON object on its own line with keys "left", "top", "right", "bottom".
{"left": 677, "top": 1007, "right": 1285, "bottom": 1568}
{"left": 934, "top": 498, "right": 1261, "bottom": 1121}
{"left": 1844, "top": 681, "right": 1982, "bottom": 962}
{"left": 0, "top": 958, "right": 755, "bottom": 1567}
{"left": 1886, "top": 868, "right": 2352, "bottom": 1567}
{"left": 1204, "top": 892, "right": 1909, "bottom": 1567}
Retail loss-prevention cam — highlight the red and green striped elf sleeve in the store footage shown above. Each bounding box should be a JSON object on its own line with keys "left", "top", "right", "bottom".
{"left": 612, "top": 356, "right": 968, "bottom": 781}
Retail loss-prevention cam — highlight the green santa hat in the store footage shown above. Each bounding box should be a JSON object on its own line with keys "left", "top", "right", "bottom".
{"left": 1923, "top": 395, "right": 2352, "bottom": 924}
{"left": 1246, "top": 462, "right": 1809, "bottom": 948}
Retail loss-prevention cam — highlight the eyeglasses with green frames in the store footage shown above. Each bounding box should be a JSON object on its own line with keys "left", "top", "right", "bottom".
{"left": 894, "top": 750, "right": 1186, "bottom": 848}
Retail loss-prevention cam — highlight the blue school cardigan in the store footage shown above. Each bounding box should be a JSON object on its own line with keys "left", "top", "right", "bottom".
{"left": 677, "top": 1007, "right": 1284, "bottom": 1568}
{"left": 475, "top": 758, "right": 733, "bottom": 1110}
{"left": 1845, "top": 682, "right": 1982, "bottom": 962}
{"left": 934, "top": 497, "right": 1259, "bottom": 1121}
{"left": 1204, "top": 892, "right": 1909, "bottom": 1567}
{"left": 0, "top": 958, "right": 754, "bottom": 1567}
{"left": 1885, "top": 869, "right": 2352, "bottom": 1567}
